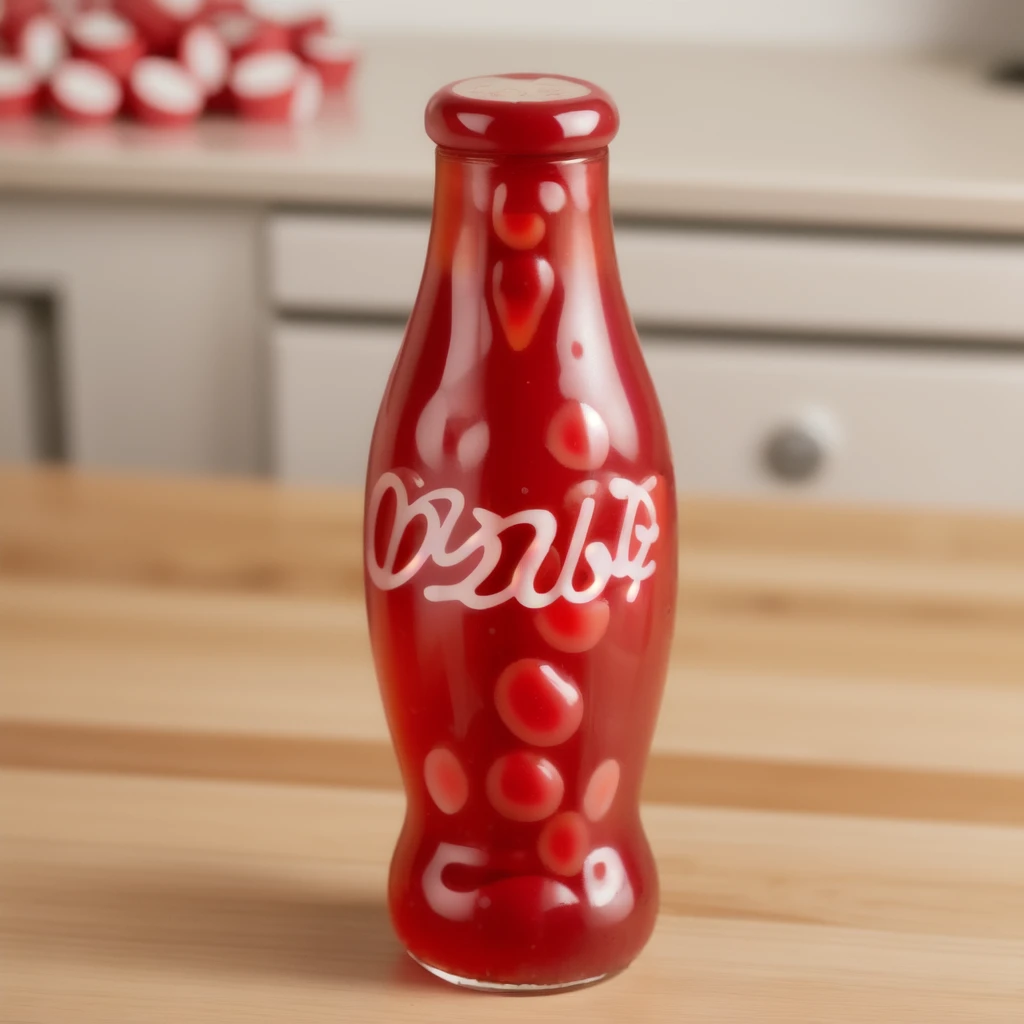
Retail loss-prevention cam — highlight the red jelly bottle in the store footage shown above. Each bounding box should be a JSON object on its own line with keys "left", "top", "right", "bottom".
{"left": 364, "top": 74, "right": 677, "bottom": 992}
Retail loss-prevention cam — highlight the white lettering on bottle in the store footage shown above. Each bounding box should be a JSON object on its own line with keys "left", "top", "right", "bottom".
{"left": 366, "top": 471, "right": 659, "bottom": 609}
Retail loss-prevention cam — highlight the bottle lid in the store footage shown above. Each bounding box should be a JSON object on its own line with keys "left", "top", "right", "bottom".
{"left": 425, "top": 74, "right": 618, "bottom": 157}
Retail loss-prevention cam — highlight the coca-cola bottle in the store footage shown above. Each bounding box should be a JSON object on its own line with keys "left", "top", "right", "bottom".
{"left": 364, "top": 74, "right": 676, "bottom": 991}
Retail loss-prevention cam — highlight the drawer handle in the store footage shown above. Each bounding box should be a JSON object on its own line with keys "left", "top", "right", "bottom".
{"left": 762, "top": 407, "right": 842, "bottom": 484}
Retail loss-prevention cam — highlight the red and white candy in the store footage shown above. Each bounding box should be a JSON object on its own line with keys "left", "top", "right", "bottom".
{"left": 247, "top": 0, "right": 323, "bottom": 48}
{"left": 298, "top": 30, "right": 356, "bottom": 91}
{"left": 177, "top": 21, "right": 227, "bottom": 95}
{"left": 1, "top": 0, "right": 348, "bottom": 128}
{"left": 208, "top": 9, "right": 286, "bottom": 59}
{"left": 49, "top": 58, "right": 123, "bottom": 123}
{"left": 0, "top": 56, "right": 38, "bottom": 119}
{"left": 229, "top": 49, "right": 319, "bottom": 122}
{"left": 5, "top": 11, "right": 66, "bottom": 79}
{"left": 114, "top": 0, "right": 202, "bottom": 53}
{"left": 290, "top": 64, "right": 321, "bottom": 123}
{"left": 127, "top": 55, "right": 202, "bottom": 125}
{"left": 0, "top": 0, "right": 49, "bottom": 41}
{"left": 69, "top": 10, "right": 145, "bottom": 80}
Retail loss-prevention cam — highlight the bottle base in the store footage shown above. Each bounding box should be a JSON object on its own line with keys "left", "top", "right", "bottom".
{"left": 410, "top": 953, "right": 608, "bottom": 993}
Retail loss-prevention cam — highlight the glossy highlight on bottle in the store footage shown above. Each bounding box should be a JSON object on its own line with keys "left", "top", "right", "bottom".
{"left": 364, "top": 73, "right": 677, "bottom": 991}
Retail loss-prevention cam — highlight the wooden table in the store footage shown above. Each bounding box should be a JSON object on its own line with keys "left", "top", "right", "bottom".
{"left": 2, "top": 469, "right": 1023, "bottom": 1022}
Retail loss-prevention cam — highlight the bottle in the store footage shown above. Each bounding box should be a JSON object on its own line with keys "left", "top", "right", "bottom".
{"left": 364, "top": 74, "right": 677, "bottom": 992}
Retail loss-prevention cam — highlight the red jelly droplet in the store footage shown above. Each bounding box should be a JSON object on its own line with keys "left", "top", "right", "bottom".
{"left": 493, "top": 255, "right": 554, "bottom": 352}
{"left": 494, "top": 659, "right": 583, "bottom": 747}
{"left": 474, "top": 874, "right": 579, "bottom": 947}
{"left": 537, "top": 811, "right": 589, "bottom": 876}
{"left": 424, "top": 747, "right": 469, "bottom": 815}
{"left": 582, "top": 758, "right": 620, "bottom": 822}
{"left": 492, "top": 183, "right": 546, "bottom": 249}
{"left": 546, "top": 400, "right": 610, "bottom": 471}
{"left": 535, "top": 598, "right": 610, "bottom": 654}
{"left": 486, "top": 751, "right": 564, "bottom": 822}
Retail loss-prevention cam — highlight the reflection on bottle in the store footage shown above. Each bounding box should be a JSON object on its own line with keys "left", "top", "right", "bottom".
{"left": 555, "top": 162, "right": 638, "bottom": 460}
{"left": 415, "top": 163, "right": 492, "bottom": 471}
{"left": 422, "top": 842, "right": 487, "bottom": 921}
{"left": 583, "top": 846, "right": 634, "bottom": 924}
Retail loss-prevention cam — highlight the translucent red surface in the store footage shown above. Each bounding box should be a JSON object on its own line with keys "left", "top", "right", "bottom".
{"left": 365, "top": 74, "right": 677, "bottom": 988}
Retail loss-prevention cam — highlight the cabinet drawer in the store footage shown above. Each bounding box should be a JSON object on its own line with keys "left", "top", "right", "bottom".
{"left": 271, "top": 321, "right": 401, "bottom": 485}
{"left": 272, "top": 319, "right": 1024, "bottom": 508}
{"left": 618, "top": 230, "right": 1024, "bottom": 341}
{"left": 270, "top": 213, "right": 1024, "bottom": 341}
{"left": 647, "top": 340, "right": 1024, "bottom": 509}
{"left": 270, "top": 215, "right": 429, "bottom": 315}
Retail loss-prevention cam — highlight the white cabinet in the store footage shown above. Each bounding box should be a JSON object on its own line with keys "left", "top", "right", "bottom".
{"left": 615, "top": 228, "right": 1024, "bottom": 341}
{"left": 270, "top": 216, "right": 429, "bottom": 315}
{"left": 0, "top": 200, "right": 263, "bottom": 474}
{"left": 269, "top": 213, "right": 1024, "bottom": 340}
{"left": 268, "top": 211, "right": 1024, "bottom": 506}
{"left": 645, "top": 340, "right": 1024, "bottom": 509}
{"left": 271, "top": 321, "right": 401, "bottom": 485}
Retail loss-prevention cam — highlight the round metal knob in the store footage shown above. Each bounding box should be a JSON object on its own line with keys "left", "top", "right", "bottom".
{"left": 762, "top": 408, "right": 841, "bottom": 484}
{"left": 763, "top": 424, "right": 824, "bottom": 482}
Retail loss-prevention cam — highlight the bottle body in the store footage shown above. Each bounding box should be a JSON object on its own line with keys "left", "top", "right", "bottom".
{"left": 365, "top": 139, "right": 676, "bottom": 988}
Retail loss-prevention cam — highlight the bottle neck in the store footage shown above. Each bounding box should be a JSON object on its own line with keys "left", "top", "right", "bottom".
{"left": 425, "top": 148, "right": 618, "bottom": 279}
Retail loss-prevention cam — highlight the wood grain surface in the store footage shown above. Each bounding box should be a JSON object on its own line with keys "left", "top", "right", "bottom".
{"left": 1, "top": 468, "right": 1023, "bottom": 1022}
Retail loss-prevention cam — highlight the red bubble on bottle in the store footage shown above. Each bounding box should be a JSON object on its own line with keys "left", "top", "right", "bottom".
{"left": 486, "top": 751, "right": 564, "bottom": 822}
{"left": 538, "top": 811, "right": 589, "bottom": 876}
{"left": 546, "top": 400, "right": 610, "bottom": 471}
{"left": 474, "top": 873, "right": 579, "bottom": 948}
{"left": 492, "top": 255, "right": 553, "bottom": 352}
{"left": 424, "top": 747, "right": 469, "bottom": 815}
{"left": 494, "top": 659, "right": 582, "bottom": 747}
{"left": 582, "top": 758, "right": 620, "bottom": 822}
{"left": 492, "top": 182, "right": 545, "bottom": 250}
{"left": 535, "top": 598, "right": 610, "bottom": 654}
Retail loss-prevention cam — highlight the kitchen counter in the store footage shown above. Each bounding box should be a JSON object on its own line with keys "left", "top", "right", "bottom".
{"left": 1, "top": 469, "right": 1023, "bottom": 1022}
{"left": 2, "top": 40, "right": 1024, "bottom": 232}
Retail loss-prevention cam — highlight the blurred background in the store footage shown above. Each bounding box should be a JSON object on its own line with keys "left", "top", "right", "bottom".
{"left": 3, "top": 0, "right": 1024, "bottom": 509}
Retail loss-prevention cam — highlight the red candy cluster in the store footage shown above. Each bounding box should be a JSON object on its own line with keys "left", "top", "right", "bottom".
{"left": 0, "top": 0, "right": 356, "bottom": 124}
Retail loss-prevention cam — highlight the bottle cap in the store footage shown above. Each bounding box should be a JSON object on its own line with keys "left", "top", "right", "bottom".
{"left": 425, "top": 73, "right": 618, "bottom": 157}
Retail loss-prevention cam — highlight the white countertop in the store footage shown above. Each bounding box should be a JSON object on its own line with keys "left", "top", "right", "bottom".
{"left": 3, "top": 37, "right": 1024, "bottom": 233}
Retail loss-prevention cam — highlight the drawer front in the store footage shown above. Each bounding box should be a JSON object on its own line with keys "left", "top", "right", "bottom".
{"left": 270, "top": 213, "right": 1024, "bottom": 341}
{"left": 646, "top": 340, "right": 1024, "bottom": 509}
{"left": 271, "top": 321, "right": 401, "bottom": 485}
{"left": 270, "top": 215, "right": 429, "bottom": 314}
{"left": 0, "top": 300, "right": 37, "bottom": 462}
{"left": 272, "top": 316, "right": 1024, "bottom": 508}
{"left": 617, "top": 230, "right": 1024, "bottom": 341}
